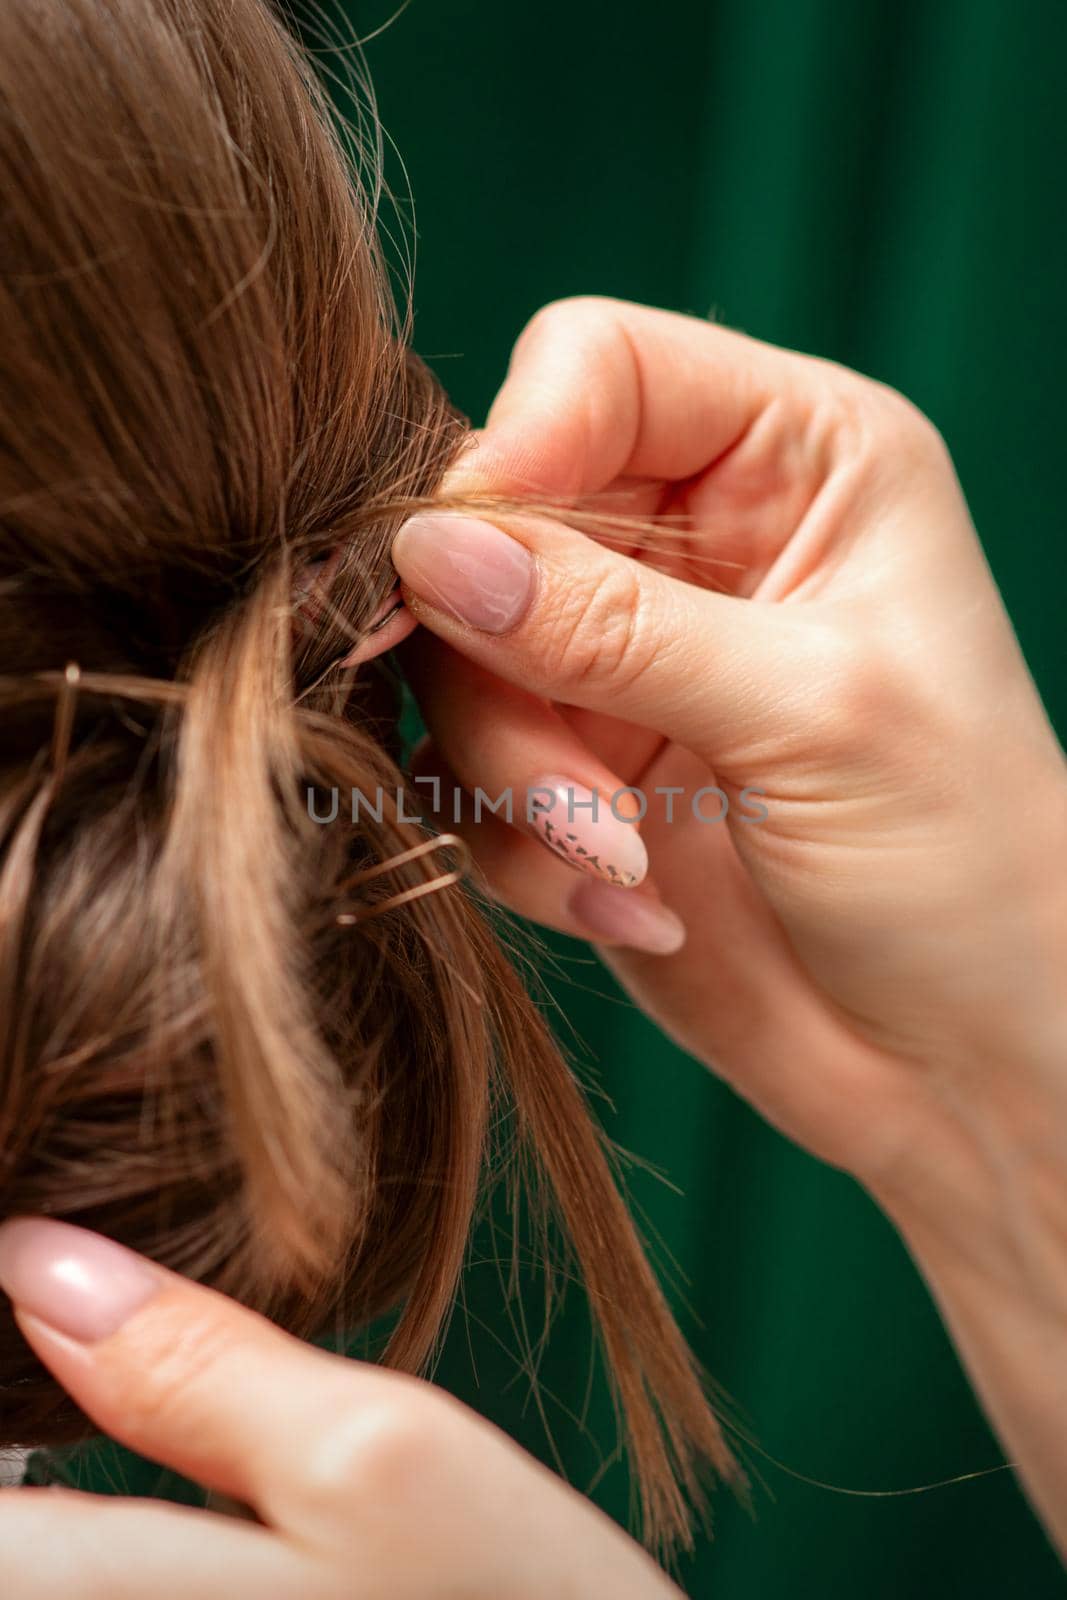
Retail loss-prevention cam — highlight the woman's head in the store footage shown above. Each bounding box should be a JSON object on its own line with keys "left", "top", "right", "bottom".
{"left": 0, "top": 0, "right": 730, "bottom": 1549}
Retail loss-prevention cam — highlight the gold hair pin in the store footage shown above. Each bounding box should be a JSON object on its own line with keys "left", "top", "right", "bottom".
{"left": 335, "top": 831, "right": 470, "bottom": 926}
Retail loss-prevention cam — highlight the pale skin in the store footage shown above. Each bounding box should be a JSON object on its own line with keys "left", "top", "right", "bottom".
{"left": 1, "top": 296, "right": 1065, "bottom": 1593}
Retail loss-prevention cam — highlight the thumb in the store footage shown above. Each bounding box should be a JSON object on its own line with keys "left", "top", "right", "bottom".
{"left": 391, "top": 509, "right": 830, "bottom": 770}
{"left": 0, "top": 1218, "right": 412, "bottom": 1540}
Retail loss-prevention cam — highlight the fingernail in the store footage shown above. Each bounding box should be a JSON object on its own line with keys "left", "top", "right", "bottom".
{"left": 0, "top": 1219, "right": 161, "bottom": 1344}
{"left": 527, "top": 777, "right": 648, "bottom": 887}
{"left": 569, "top": 879, "right": 687, "bottom": 955}
{"left": 392, "top": 513, "right": 535, "bottom": 633}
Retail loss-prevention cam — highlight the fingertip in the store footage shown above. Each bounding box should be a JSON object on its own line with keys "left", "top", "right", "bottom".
{"left": 569, "top": 880, "right": 687, "bottom": 956}
{"left": 392, "top": 513, "right": 536, "bottom": 635}
{"left": 0, "top": 1217, "right": 162, "bottom": 1347}
{"left": 526, "top": 775, "right": 649, "bottom": 889}
{"left": 337, "top": 594, "right": 417, "bottom": 665}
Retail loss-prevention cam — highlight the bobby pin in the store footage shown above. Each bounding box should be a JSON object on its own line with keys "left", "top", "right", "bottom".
{"left": 335, "top": 832, "right": 469, "bottom": 926}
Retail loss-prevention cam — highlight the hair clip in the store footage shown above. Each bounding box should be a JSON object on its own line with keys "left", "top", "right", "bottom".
{"left": 50, "top": 661, "right": 81, "bottom": 787}
{"left": 335, "top": 831, "right": 470, "bottom": 926}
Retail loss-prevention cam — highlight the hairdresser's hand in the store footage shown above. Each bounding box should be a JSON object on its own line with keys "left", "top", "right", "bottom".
{"left": 394, "top": 297, "right": 1067, "bottom": 1218}
{"left": 396, "top": 298, "right": 1067, "bottom": 1553}
{"left": 0, "top": 1219, "right": 678, "bottom": 1600}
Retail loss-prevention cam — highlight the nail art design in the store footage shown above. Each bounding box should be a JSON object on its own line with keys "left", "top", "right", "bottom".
{"left": 527, "top": 779, "right": 647, "bottom": 887}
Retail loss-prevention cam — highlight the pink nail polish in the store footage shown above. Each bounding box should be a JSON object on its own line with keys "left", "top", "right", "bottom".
{"left": 0, "top": 1219, "right": 161, "bottom": 1344}
{"left": 392, "top": 513, "right": 535, "bottom": 633}
{"left": 526, "top": 777, "right": 648, "bottom": 887}
{"left": 569, "top": 880, "right": 687, "bottom": 956}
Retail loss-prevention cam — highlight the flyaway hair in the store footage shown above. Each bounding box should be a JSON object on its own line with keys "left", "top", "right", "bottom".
{"left": 0, "top": 0, "right": 732, "bottom": 1551}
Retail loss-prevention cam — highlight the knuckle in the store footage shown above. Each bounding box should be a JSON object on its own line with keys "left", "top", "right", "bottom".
{"left": 836, "top": 643, "right": 911, "bottom": 735}
{"left": 814, "top": 623, "right": 932, "bottom": 771}
{"left": 857, "top": 378, "right": 951, "bottom": 469}
{"left": 523, "top": 292, "right": 613, "bottom": 331}
{"left": 514, "top": 294, "right": 620, "bottom": 359}
{"left": 818, "top": 363, "right": 951, "bottom": 479}
{"left": 117, "top": 1307, "right": 238, "bottom": 1440}
{"left": 299, "top": 1379, "right": 461, "bottom": 1513}
{"left": 878, "top": 386, "right": 949, "bottom": 460}
{"left": 541, "top": 561, "right": 655, "bottom": 695}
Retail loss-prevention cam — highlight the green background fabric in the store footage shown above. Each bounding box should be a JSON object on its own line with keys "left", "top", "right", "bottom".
{"left": 47, "top": 2, "right": 1066, "bottom": 1595}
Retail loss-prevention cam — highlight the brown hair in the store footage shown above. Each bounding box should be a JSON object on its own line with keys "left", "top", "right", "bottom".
{"left": 0, "top": 0, "right": 730, "bottom": 1550}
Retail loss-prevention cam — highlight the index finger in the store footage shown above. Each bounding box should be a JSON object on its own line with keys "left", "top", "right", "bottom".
{"left": 0, "top": 1493, "right": 306, "bottom": 1600}
{"left": 0, "top": 1218, "right": 415, "bottom": 1540}
{"left": 447, "top": 296, "right": 808, "bottom": 498}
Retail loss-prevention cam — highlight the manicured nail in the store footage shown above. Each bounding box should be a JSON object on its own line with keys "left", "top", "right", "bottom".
{"left": 0, "top": 1219, "right": 161, "bottom": 1344}
{"left": 527, "top": 777, "right": 648, "bottom": 887}
{"left": 392, "top": 513, "right": 535, "bottom": 633}
{"left": 569, "top": 879, "right": 687, "bottom": 955}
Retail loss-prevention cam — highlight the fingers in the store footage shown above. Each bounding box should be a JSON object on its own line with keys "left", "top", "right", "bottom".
{"left": 409, "top": 738, "right": 687, "bottom": 956}
{"left": 444, "top": 296, "right": 810, "bottom": 498}
{"left": 0, "top": 1218, "right": 419, "bottom": 1544}
{"left": 0, "top": 1223, "right": 674, "bottom": 1600}
{"left": 394, "top": 506, "right": 827, "bottom": 772}
{"left": 402, "top": 633, "right": 688, "bottom": 951}
{"left": 403, "top": 633, "right": 653, "bottom": 889}
{"left": 0, "top": 1492, "right": 305, "bottom": 1600}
